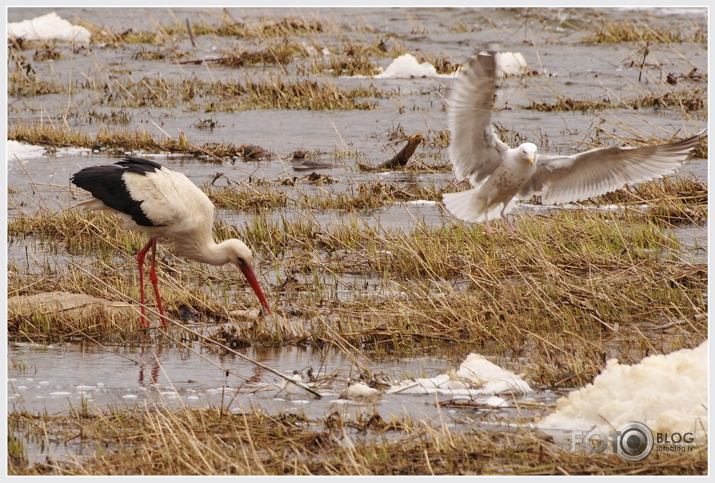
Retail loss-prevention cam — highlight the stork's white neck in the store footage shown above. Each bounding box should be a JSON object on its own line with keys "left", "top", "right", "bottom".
{"left": 195, "top": 240, "right": 233, "bottom": 266}
{"left": 174, "top": 237, "right": 251, "bottom": 267}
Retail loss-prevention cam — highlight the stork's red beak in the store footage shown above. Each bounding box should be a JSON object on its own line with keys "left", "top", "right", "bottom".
{"left": 239, "top": 263, "right": 271, "bottom": 315}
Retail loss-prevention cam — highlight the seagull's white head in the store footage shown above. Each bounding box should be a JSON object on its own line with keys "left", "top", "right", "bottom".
{"left": 519, "top": 143, "right": 538, "bottom": 165}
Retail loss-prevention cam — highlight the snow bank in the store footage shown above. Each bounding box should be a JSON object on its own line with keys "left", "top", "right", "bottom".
{"left": 373, "top": 54, "right": 445, "bottom": 79}
{"left": 389, "top": 353, "right": 532, "bottom": 396}
{"left": 8, "top": 12, "right": 91, "bottom": 44}
{"left": 538, "top": 342, "right": 707, "bottom": 440}
{"left": 7, "top": 141, "right": 48, "bottom": 161}
{"left": 7, "top": 140, "right": 91, "bottom": 161}
{"left": 494, "top": 52, "right": 528, "bottom": 76}
{"left": 366, "top": 52, "right": 528, "bottom": 79}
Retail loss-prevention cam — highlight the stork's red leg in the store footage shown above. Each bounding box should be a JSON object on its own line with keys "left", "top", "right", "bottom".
{"left": 148, "top": 240, "right": 168, "bottom": 328}
{"left": 137, "top": 240, "right": 154, "bottom": 328}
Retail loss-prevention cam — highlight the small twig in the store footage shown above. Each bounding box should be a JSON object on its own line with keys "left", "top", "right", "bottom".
{"left": 186, "top": 19, "right": 195, "bottom": 48}
{"left": 638, "top": 41, "right": 650, "bottom": 83}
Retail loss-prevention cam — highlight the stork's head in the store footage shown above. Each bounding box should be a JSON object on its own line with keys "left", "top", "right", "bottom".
{"left": 225, "top": 239, "right": 270, "bottom": 316}
{"left": 519, "top": 143, "right": 538, "bottom": 165}
{"left": 224, "top": 239, "right": 254, "bottom": 267}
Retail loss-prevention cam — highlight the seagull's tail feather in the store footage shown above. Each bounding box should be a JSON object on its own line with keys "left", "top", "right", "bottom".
{"left": 443, "top": 188, "right": 489, "bottom": 223}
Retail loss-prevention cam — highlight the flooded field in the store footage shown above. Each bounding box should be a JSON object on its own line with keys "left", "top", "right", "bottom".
{"left": 7, "top": 6, "right": 708, "bottom": 476}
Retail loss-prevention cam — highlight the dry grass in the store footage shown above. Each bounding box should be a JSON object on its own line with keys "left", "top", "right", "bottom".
{"left": 79, "top": 14, "right": 332, "bottom": 46}
{"left": 582, "top": 20, "right": 707, "bottom": 44}
{"left": 8, "top": 190, "right": 706, "bottom": 386}
{"left": 528, "top": 89, "right": 706, "bottom": 113}
{"left": 8, "top": 405, "right": 707, "bottom": 475}
{"left": 9, "top": 72, "right": 384, "bottom": 109}
{"left": 8, "top": 122, "right": 255, "bottom": 158}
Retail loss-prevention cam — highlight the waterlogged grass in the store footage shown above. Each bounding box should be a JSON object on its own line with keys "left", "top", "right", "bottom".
{"left": 582, "top": 19, "right": 707, "bottom": 44}
{"left": 528, "top": 88, "right": 706, "bottom": 113}
{"left": 8, "top": 200, "right": 706, "bottom": 383}
{"left": 81, "top": 14, "right": 333, "bottom": 46}
{"left": 10, "top": 73, "right": 385, "bottom": 109}
{"left": 206, "top": 173, "right": 707, "bottom": 216}
{"left": 206, "top": 180, "right": 446, "bottom": 212}
{"left": 8, "top": 406, "right": 707, "bottom": 476}
{"left": 8, "top": 123, "right": 254, "bottom": 158}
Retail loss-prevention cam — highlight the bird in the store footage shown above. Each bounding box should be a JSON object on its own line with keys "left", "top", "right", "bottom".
{"left": 443, "top": 51, "right": 707, "bottom": 232}
{"left": 71, "top": 156, "right": 270, "bottom": 328}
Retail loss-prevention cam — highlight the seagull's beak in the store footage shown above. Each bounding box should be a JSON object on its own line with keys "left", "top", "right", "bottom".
{"left": 239, "top": 263, "right": 271, "bottom": 315}
{"left": 528, "top": 156, "right": 535, "bottom": 165}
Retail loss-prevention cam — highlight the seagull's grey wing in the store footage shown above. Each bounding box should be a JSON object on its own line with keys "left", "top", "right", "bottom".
{"left": 448, "top": 52, "right": 509, "bottom": 184}
{"left": 520, "top": 130, "right": 706, "bottom": 204}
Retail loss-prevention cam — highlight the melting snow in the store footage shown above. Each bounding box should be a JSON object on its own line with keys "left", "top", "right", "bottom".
{"left": 363, "top": 52, "right": 528, "bottom": 79}
{"left": 8, "top": 12, "right": 91, "bottom": 44}
{"left": 389, "top": 353, "right": 532, "bottom": 396}
{"left": 538, "top": 342, "right": 707, "bottom": 441}
{"left": 7, "top": 141, "right": 48, "bottom": 161}
{"left": 339, "top": 382, "right": 382, "bottom": 402}
{"left": 494, "top": 52, "right": 528, "bottom": 76}
{"left": 373, "top": 54, "right": 448, "bottom": 79}
{"left": 7, "top": 140, "right": 92, "bottom": 161}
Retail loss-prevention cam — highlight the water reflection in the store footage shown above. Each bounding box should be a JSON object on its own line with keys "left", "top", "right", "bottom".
{"left": 137, "top": 344, "right": 163, "bottom": 387}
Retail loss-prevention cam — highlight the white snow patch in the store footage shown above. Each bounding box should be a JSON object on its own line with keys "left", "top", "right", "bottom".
{"left": 367, "top": 52, "right": 528, "bottom": 80}
{"left": 538, "top": 342, "right": 707, "bottom": 441}
{"left": 389, "top": 353, "right": 532, "bottom": 396}
{"left": 277, "top": 372, "right": 311, "bottom": 398}
{"left": 8, "top": 12, "right": 91, "bottom": 44}
{"left": 373, "top": 54, "right": 451, "bottom": 79}
{"left": 494, "top": 52, "right": 528, "bottom": 76}
{"left": 339, "top": 382, "right": 382, "bottom": 401}
{"left": 485, "top": 395, "right": 509, "bottom": 408}
{"left": 402, "top": 200, "right": 438, "bottom": 206}
{"left": 7, "top": 140, "right": 93, "bottom": 161}
{"left": 7, "top": 141, "right": 48, "bottom": 161}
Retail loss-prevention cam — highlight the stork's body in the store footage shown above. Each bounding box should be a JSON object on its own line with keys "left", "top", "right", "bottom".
{"left": 71, "top": 157, "right": 270, "bottom": 327}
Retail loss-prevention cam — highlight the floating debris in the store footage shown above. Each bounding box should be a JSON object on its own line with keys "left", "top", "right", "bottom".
{"left": 339, "top": 382, "right": 383, "bottom": 402}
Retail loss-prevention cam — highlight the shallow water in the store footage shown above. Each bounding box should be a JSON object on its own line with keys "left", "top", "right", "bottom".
{"left": 8, "top": 340, "right": 561, "bottom": 464}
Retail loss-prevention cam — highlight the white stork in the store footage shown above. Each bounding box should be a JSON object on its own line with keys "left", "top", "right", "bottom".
{"left": 71, "top": 156, "right": 270, "bottom": 328}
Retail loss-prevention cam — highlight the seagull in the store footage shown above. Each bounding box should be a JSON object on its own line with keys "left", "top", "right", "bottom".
{"left": 71, "top": 157, "right": 270, "bottom": 328}
{"left": 443, "top": 51, "right": 706, "bottom": 232}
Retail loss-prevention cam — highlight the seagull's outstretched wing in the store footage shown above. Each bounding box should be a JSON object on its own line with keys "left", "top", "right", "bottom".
{"left": 448, "top": 52, "right": 509, "bottom": 184}
{"left": 519, "top": 130, "right": 706, "bottom": 204}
